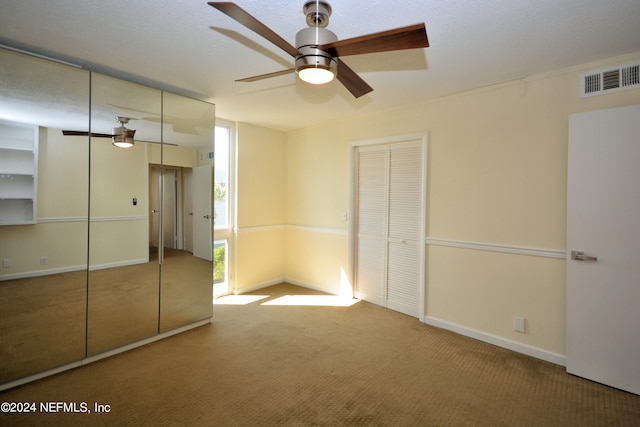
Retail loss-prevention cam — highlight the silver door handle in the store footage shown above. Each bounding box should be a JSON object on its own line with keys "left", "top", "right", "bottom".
{"left": 571, "top": 250, "right": 597, "bottom": 262}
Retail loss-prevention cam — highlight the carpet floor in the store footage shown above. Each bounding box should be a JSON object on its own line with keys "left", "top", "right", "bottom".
{"left": 1, "top": 283, "right": 639, "bottom": 426}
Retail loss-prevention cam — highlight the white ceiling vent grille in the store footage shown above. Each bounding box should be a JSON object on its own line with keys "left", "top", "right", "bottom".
{"left": 581, "top": 63, "right": 640, "bottom": 97}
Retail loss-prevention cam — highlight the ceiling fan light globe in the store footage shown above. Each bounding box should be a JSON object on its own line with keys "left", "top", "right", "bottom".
{"left": 112, "top": 133, "right": 135, "bottom": 148}
{"left": 112, "top": 140, "right": 134, "bottom": 149}
{"left": 111, "top": 122, "right": 135, "bottom": 148}
{"left": 298, "top": 67, "right": 335, "bottom": 84}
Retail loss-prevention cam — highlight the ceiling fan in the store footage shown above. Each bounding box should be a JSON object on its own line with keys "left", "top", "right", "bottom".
{"left": 208, "top": 1, "right": 429, "bottom": 98}
{"left": 63, "top": 116, "right": 136, "bottom": 148}
{"left": 62, "top": 116, "right": 176, "bottom": 147}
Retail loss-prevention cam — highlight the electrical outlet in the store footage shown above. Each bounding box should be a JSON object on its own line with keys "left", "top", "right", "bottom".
{"left": 513, "top": 316, "right": 526, "bottom": 333}
{"left": 2, "top": 259, "right": 10, "bottom": 268}
{"left": 40, "top": 256, "right": 48, "bottom": 265}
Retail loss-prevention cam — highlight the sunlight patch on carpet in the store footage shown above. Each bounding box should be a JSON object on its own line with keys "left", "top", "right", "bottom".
{"left": 214, "top": 295, "right": 270, "bottom": 305}
{"left": 261, "top": 295, "right": 360, "bottom": 307}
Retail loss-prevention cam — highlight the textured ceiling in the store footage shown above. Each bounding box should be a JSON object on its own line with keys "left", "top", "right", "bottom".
{"left": 1, "top": 0, "right": 640, "bottom": 131}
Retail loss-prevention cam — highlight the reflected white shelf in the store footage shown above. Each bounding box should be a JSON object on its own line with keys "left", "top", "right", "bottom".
{"left": 0, "top": 120, "right": 38, "bottom": 225}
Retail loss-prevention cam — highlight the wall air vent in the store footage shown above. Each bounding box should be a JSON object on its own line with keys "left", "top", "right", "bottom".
{"left": 581, "top": 63, "right": 640, "bottom": 97}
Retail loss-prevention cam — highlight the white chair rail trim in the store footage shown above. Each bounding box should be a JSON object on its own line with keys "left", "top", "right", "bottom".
{"left": 235, "top": 224, "right": 348, "bottom": 236}
{"left": 426, "top": 237, "right": 566, "bottom": 259}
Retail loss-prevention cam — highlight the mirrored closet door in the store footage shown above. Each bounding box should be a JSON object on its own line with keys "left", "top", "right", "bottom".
{"left": 0, "top": 48, "right": 90, "bottom": 383}
{"left": 86, "top": 74, "right": 163, "bottom": 356}
{"left": 0, "top": 47, "right": 215, "bottom": 388}
{"left": 159, "top": 92, "right": 215, "bottom": 332}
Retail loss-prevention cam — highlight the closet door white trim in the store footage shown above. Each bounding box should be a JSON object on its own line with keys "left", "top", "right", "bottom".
{"left": 350, "top": 133, "right": 427, "bottom": 320}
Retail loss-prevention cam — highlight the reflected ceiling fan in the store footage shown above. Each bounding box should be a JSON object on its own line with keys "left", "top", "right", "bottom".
{"left": 62, "top": 116, "right": 176, "bottom": 148}
{"left": 208, "top": 1, "right": 429, "bottom": 98}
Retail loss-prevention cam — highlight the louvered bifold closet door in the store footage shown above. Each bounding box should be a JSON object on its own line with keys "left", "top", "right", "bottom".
{"left": 386, "top": 142, "right": 422, "bottom": 317}
{"left": 355, "top": 146, "right": 387, "bottom": 306}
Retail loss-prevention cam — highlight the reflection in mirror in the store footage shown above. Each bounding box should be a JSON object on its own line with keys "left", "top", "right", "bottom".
{"left": 159, "top": 92, "right": 215, "bottom": 332}
{"left": 0, "top": 48, "right": 89, "bottom": 383}
{"left": 86, "top": 74, "right": 162, "bottom": 355}
{"left": 0, "top": 47, "right": 216, "bottom": 387}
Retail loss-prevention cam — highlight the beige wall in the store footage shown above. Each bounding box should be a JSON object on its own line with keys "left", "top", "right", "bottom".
{"left": 284, "top": 227, "right": 349, "bottom": 296}
{"left": 89, "top": 136, "right": 148, "bottom": 268}
{"left": 234, "top": 122, "right": 286, "bottom": 292}
{"left": 148, "top": 143, "right": 197, "bottom": 167}
{"left": 38, "top": 128, "right": 88, "bottom": 219}
{"left": 279, "top": 53, "right": 640, "bottom": 358}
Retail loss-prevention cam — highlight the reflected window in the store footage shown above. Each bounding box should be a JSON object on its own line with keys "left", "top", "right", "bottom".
{"left": 214, "top": 126, "right": 229, "bottom": 228}
{"left": 213, "top": 123, "right": 232, "bottom": 296}
{"left": 213, "top": 240, "right": 227, "bottom": 296}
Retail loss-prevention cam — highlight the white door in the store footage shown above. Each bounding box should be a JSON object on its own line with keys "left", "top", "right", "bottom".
{"left": 150, "top": 166, "right": 180, "bottom": 255}
{"left": 354, "top": 146, "right": 387, "bottom": 307}
{"left": 183, "top": 168, "right": 194, "bottom": 253}
{"left": 354, "top": 136, "right": 426, "bottom": 318}
{"left": 192, "top": 165, "right": 213, "bottom": 262}
{"left": 386, "top": 144, "right": 424, "bottom": 316}
{"left": 149, "top": 165, "right": 161, "bottom": 249}
{"left": 162, "top": 168, "right": 178, "bottom": 250}
{"left": 566, "top": 104, "right": 640, "bottom": 395}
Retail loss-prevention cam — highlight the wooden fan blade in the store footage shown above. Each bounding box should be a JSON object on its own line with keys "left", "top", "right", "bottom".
{"left": 236, "top": 68, "right": 295, "bottom": 82}
{"left": 319, "top": 23, "right": 428, "bottom": 57}
{"left": 208, "top": 2, "right": 299, "bottom": 57}
{"left": 336, "top": 59, "right": 373, "bottom": 98}
{"left": 62, "top": 130, "right": 89, "bottom": 136}
{"left": 137, "top": 140, "right": 178, "bottom": 146}
{"left": 62, "top": 130, "right": 174, "bottom": 145}
{"left": 62, "top": 130, "right": 115, "bottom": 138}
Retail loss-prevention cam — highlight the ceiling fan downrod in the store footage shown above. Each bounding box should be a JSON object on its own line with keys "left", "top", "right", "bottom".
{"left": 303, "top": 0, "right": 331, "bottom": 28}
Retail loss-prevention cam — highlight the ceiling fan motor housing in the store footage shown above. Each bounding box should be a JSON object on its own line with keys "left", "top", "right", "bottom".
{"left": 295, "top": 26, "right": 338, "bottom": 78}
{"left": 112, "top": 116, "right": 131, "bottom": 134}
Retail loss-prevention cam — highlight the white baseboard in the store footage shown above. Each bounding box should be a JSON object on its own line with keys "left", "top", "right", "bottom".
{"left": 234, "top": 278, "right": 342, "bottom": 298}
{"left": 0, "top": 259, "right": 151, "bottom": 280}
{"left": 233, "top": 277, "right": 286, "bottom": 294}
{"left": 0, "top": 264, "right": 87, "bottom": 281}
{"left": 282, "top": 278, "right": 342, "bottom": 296}
{"left": 423, "top": 316, "right": 566, "bottom": 366}
{"left": 89, "top": 258, "right": 148, "bottom": 271}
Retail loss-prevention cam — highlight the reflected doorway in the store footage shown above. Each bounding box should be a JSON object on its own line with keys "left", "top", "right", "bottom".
{"left": 149, "top": 164, "right": 212, "bottom": 262}
{"left": 149, "top": 163, "right": 214, "bottom": 332}
{"left": 149, "top": 165, "right": 180, "bottom": 258}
